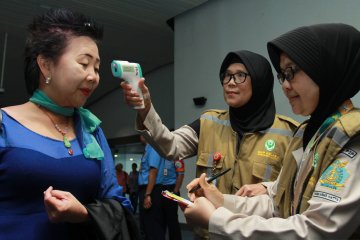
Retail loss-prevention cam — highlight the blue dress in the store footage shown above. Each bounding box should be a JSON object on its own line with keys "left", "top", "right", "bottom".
{"left": 0, "top": 111, "right": 131, "bottom": 240}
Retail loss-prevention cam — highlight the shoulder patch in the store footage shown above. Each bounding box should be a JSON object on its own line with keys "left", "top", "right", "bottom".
{"left": 340, "top": 148, "right": 357, "bottom": 159}
{"left": 319, "top": 159, "right": 350, "bottom": 191}
{"left": 276, "top": 114, "right": 299, "bottom": 128}
{"left": 175, "top": 159, "right": 185, "bottom": 172}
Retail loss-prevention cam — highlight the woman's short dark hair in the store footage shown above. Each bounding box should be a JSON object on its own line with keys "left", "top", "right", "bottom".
{"left": 24, "top": 8, "right": 103, "bottom": 95}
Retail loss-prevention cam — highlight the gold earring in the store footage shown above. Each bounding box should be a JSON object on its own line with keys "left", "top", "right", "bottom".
{"left": 45, "top": 76, "right": 51, "bottom": 84}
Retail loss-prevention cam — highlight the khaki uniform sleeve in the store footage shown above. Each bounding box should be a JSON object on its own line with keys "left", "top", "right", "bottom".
{"left": 136, "top": 104, "right": 198, "bottom": 160}
{"left": 221, "top": 194, "right": 275, "bottom": 217}
{"left": 208, "top": 136, "right": 360, "bottom": 239}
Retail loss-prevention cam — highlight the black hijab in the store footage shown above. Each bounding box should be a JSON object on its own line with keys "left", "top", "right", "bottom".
{"left": 267, "top": 23, "right": 360, "bottom": 148}
{"left": 219, "top": 50, "right": 276, "bottom": 135}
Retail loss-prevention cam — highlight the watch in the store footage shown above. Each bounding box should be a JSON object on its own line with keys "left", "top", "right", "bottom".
{"left": 144, "top": 193, "right": 151, "bottom": 197}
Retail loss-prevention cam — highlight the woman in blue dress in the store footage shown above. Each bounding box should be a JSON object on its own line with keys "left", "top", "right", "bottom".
{"left": 0, "top": 8, "right": 134, "bottom": 240}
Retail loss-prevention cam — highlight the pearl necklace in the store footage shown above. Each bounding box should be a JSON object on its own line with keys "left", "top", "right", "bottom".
{"left": 39, "top": 106, "right": 74, "bottom": 155}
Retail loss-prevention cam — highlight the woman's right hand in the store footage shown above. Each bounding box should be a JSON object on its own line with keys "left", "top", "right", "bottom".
{"left": 187, "top": 173, "right": 224, "bottom": 209}
{"left": 43, "top": 186, "right": 89, "bottom": 223}
{"left": 120, "top": 78, "right": 151, "bottom": 119}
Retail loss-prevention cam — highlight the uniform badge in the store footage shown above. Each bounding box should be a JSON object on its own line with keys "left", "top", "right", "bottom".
{"left": 175, "top": 159, "right": 185, "bottom": 173}
{"left": 212, "top": 152, "right": 222, "bottom": 175}
{"left": 319, "top": 159, "right": 350, "bottom": 191}
{"left": 265, "top": 139, "right": 275, "bottom": 151}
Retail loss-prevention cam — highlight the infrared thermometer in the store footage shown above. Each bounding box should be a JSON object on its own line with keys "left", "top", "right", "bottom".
{"left": 111, "top": 60, "right": 144, "bottom": 109}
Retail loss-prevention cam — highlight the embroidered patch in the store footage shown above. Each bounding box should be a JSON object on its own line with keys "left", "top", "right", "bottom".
{"left": 265, "top": 139, "right": 275, "bottom": 151}
{"left": 341, "top": 148, "right": 357, "bottom": 159}
{"left": 319, "top": 159, "right": 350, "bottom": 190}
{"left": 174, "top": 159, "right": 185, "bottom": 172}
{"left": 257, "top": 150, "right": 279, "bottom": 161}
{"left": 313, "top": 191, "right": 341, "bottom": 203}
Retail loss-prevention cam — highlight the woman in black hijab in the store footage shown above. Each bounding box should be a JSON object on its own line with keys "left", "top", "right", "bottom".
{"left": 121, "top": 49, "right": 298, "bottom": 196}
{"left": 219, "top": 51, "right": 275, "bottom": 137}
{"left": 184, "top": 23, "right": 360, "bottom": 239}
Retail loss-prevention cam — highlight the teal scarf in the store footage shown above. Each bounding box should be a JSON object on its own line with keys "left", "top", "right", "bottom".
{"left": 30, "top": 89, "right": 104, "bottom": 160}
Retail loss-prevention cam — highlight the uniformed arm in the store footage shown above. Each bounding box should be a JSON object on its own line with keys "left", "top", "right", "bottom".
{"left": 121, "top": 79, "right": 198, "bottom": 160}
{"left": 184, "top": 183, "right": 274, "bottom": 231}
{"left": 208, "top": 138, "right": 360, "bottom": 239}
{"left": 137, "top": 104, "right": 199, "bottom": 161}
{"left": 173, "top": 159, "right": 185, "bottom": 193}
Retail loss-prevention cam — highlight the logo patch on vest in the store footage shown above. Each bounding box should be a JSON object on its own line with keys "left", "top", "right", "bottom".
{"left": 340, "top": 148, "right": 357, "bottom": 159}
{"left": 265, "top": 139, "right": 275, "bottom": 151}
{"left": 319, "top": 159, "right": 350, "bottom": 191}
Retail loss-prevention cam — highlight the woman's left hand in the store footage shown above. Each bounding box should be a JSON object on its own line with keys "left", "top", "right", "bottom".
{"left": 235, "top": 183, "right": 267, "bottom": 197}
{"left": 43, "top": 186, "right": 89, "bottom": 223}
{"left": 184, "top": 197, "right": 216, "bottom": 229}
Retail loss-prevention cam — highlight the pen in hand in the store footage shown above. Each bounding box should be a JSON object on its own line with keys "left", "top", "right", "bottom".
{"left": 188, "top": 168, "right": 231, "bottom": 193}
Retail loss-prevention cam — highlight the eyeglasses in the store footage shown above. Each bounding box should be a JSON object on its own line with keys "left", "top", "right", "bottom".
{"left": 221, "top": 71, "right": 249, "bottom": 85}
{"left": 277, "top": 65, "right": 300, "bottom": 85}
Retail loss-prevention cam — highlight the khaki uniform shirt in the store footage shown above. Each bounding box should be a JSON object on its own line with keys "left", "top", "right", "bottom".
{"left": 196, "top": 109, "right": 298, "bottom": 194}
{"left": 208, "top": 108, "right": 360, "bottom": 239}
{"left": 137, "top": 106, "right": 297, "bottom": 180}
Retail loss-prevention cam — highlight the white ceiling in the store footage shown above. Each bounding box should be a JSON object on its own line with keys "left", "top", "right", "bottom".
{"left": 0, "top": 0, "right": 207, "bottom": 107}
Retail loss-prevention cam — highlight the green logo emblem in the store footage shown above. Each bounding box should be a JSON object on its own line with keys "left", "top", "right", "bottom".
{"left": 265, "top": 139, "right": 275, "bottom": 151}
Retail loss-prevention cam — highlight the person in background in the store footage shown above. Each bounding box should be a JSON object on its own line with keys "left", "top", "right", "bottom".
{"left": 128, "top": 162, "right": 139, "bottom": 213}
{"left": 116, "top": 163, "right": 129, "bottom": 196}
{"left": 161, "top": 159, "right": 185, "bottom": 240}
{"left": 121, "top": 50, "right": 299, "bottom": 238}
{"left": 0, "top": 8, "right": 136, "bottom": 240}
{"left": 138, "top": 135, "right": 166, "bottom": 240}
{"left": 184, "top": 23, "right": 360, "bottom": 239}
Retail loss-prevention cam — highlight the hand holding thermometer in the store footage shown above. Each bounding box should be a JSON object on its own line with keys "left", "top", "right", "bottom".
{"left": 188, "top": 168, "right": 231, "bottom": 193}
{"left": 111, "top": 60, "right": 144, "bottom": 109}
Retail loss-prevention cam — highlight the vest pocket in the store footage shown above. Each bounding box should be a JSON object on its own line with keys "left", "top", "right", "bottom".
{"left": 196, "top": 152, "right": 225, "bottom": 178}
{"left": 196, "top": 152, "right": 224, "bottom": 168}
{"left": 252, "top": 161, "right": 280, "bottom": 182}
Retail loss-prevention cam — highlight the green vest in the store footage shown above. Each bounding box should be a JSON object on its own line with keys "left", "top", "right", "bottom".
{"left": 274, "top": 109, "right": 360, "bottom": 218}
{"left": 196, "top": 109, "right": 298, "bottom": 194}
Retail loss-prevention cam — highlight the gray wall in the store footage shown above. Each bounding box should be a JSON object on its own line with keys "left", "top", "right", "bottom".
{"left": 174, "top": 0, "right": 360, "bottom": 223}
